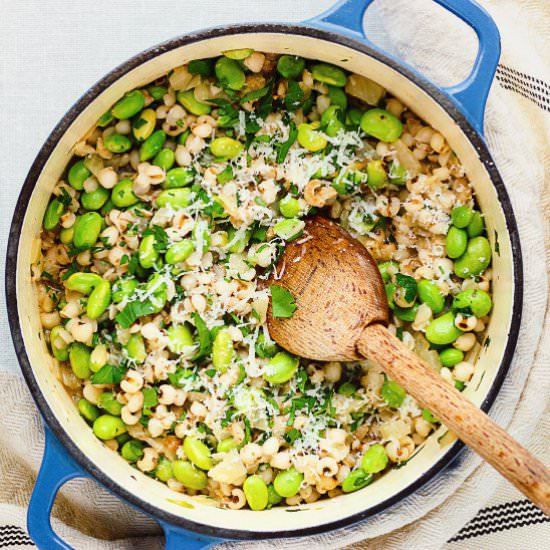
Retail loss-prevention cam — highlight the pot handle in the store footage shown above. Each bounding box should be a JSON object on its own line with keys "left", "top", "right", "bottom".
{"left": 160, "top": 523, "right": 222, "bottom": 549}
{"left": 27, "top": 425, "right": 89, "bottom": 550}
{"left": 306, "top": 0, "right": 501, "bottom": 134}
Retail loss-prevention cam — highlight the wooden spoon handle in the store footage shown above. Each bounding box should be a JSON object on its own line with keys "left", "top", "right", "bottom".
{"left": 358, "top": 323, "right": 550, "bottom": 515}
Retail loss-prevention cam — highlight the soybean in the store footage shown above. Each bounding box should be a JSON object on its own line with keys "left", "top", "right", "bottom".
{"left": 425, "top": 311, "right": 463, "bottom": 345}
{"left": 279, "top": 195, "right": 301, "bottom": 218}
{"left": 360, "top": 108, "right": 403, "bottom": 142}
{"left": 466, "top": 211, "right": 485, "bottom": 237}
{"left": 439, "top": 348, "right": 464, "bottom": 367}
{"left": 167, "top": 324, "right": 194, "bottom": 354}
{"left": 452, "top": 289, "right": 492, "bottom": 317}
{"left": 311, "top": 63, "right": 347, "bottom": 87}
{"left": 148, "top": 85, "right": 168, "bottom": 100}
{"left": 215, "top": 57, "right": 246, "bottom": 91}
{"left": 78, "top": 398, "right": 100, "bottom": 423}
{"left": 87, "top": 280, "right": 111, "bottom": 319}
{"left": 69, "top": 343, "right": 92, "bottom": 379}
{"left": 210, "top": 137, "right": 243, "bottom": 159}
{"left": 361, "top": 444, "right": 388, "bottom": 474}
{"left": 342, "top": 469, "right": 373, "bottom": 493}
{"left": 111, "top": 178, "right": 139, "bottom": 208}
{"left": 126, "top": 333, "right": 147, "bottom": 362}
{"left": 65, "top": 272, "right": 102, "bottom": 294}
{"left": 454, "top": 236, "right": 491, "bottom": 278}
{"left": 103, "top": 133, "right": 132, "bottom": 153}
{"left": 446, "top": 226, "right": 468, "bottom": 259}
{"left": 183, "top": 436, "right": 213, "bottom": 470}
{"left": 155, "top": 457, "right": 174, "bottom": 482}
{"left": 140, "top": 130, "right": 166, "bottom": 161}
{"left": 112, "top": 278, "right": 138, "bottom": 303}
{"left": 321, "top": 105, "right": 345, "bottom": 137}
{"left": 50, "top": 325, "right": 70, "bottom": 361}
{"left": 378, "top": 260, "right": 398, "bottom": 283}
{"left": 417, "top": 280, "right": 445, "bottom": 313}
{"left": 243, "top": 475, "right": 269, "bottom": 511}
{"left": 163, "top": 167, "right": 195, "bottom": 188}
{"left": 273, "top": 218, "right": 305, "bottom": 240}
{"left": 81, "top": 186, "right": 110, "bottom": 211}
{"left": 264, "top": 351, "right": 299, "bottom": 384}
{"left": 267, "top": 484, "right": 283, "bottom": 508}
{"left": 112, "top": 90, "right": 145, "bottom": 120}
{"left": 73, "top": 212, "right": 102, "bottom": 249}
{"left": 132, "top": 108, "right": 156, "bottom": 142}
{"left": 153, "top": 148, "right": 175, "bottom": 171}
{"left": 139, "top": 234, "right": 159, "bottom": 269}
{"left": 93, "top": 414, "right": 127, "bottom": 440}
{"left": 43, "top": 199, "right": 64, "bottom": 230}
{"left": 68, "top": 159, "right": 91, "bottom": 190}
{"left": 366, "top": 160, "right": 387, "bottom": 189}
{"left": 99, "top": 391, "right": 123, "bottom": 416}
{"left": 328, "top": 85, "right": 348, "bottom": 110}
{"left": 177, "top": 90, "right": 212, "bottom": 116}
{"left": 277, "top": 55, "right": 306, "bottom": 79}
{"left": 156, "top": 188, "right": 192, "bottom": 209}
{"left": 381, "top": 379, "right": 406, "bottom": 408}
{"left": 212, "top": 329, "right": 234, "bottom": 372}
{"left": 297, "top": 123, "right": 327, "bottom": 152}
{"left": 59, "top": 227, "right": 74, "bottom": 244}
{"left": 273, "top": 467, "right": 303, "bottom": 498}
{"left": 172, "top": 460, "right": 208, "bottom": 490}
{"left": 188, "top": 59, "right": 214, "bottom": 76}
{"left": 451, "top": 206, "right": 473, "bottom": 228}
{"left": 217, "top": 437, "right": 238, "bottom": 453}
{"left": 121, "top": 439, "right": 144, "bottom": 462}
{"left": 165, "top": 240, "right": 194, "bottom": 264}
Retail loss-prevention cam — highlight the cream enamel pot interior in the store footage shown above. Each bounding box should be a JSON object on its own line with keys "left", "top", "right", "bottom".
{"left": 5, "top": 0, "right": 522, "bottom": 548}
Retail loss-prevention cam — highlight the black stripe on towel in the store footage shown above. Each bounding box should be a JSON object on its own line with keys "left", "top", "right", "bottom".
{"left": 496, "top": 65, "right": 550, "bottom": 112}
{"left": 449, "top": 499, "right": 549, "bottom": 542}
{"left": 0, "top": 525, "right": 34, "bottom": 548}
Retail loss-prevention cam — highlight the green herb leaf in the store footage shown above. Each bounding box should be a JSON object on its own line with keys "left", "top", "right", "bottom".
{"left": 240, "top": 85, "right": 270, "bottom": 105}
{"left": 284, "top": 428, "right": 301, "bottom": 444}
{"left": 285, "top": 80, "right": 304, "bottom": 112}
{"left": 91, "top": 364, "right": 124, "bottom": 385}
{"left": 270, "top": 284, "right": 297, "bottom": 318}
{"left": 395, "top": 273, "right": 418, "bottom": 303}
{"left": 115, "top": 300, "right": 157, "bottom": 329}
{"left": 276, "top": 122, "right": 298, "bottom": 163}
{"left": 193, "top": 312, "right": 212, "bottom": 360}
{"left": 217, "top": 165, "right": 234, "bottom": 185}
{"left": 142, "top": 387, "right": 158, "bottom": 416}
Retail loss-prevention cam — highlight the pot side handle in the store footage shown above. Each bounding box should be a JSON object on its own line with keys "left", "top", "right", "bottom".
{"left": 27, "top": 425, "right": 89, "bottom": 550}
{"left": 306, "top": 0, "right": 501, "bottom": 134}
{"left": 160, "top": 523, "right": 223, "bottom": 550}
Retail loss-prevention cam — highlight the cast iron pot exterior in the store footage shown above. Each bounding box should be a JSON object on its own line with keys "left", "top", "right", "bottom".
{"left": 5, "top": 2, "right": 522, "bottom": 548}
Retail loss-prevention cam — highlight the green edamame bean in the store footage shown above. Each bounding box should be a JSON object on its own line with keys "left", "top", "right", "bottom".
{"left": 453, "top": 289, "right": 492, "bottom": 317}
{"left": 103, "top": 133, "right": 132, "bottom": 153}
{"left": 81, "top": 186, "right": 110, "bottom": 211}
{"left": 233, "top": 386, "right": 266, "bottom": 418}
{"left": 360, "top": 108, "right": 403, "bottom": 142}
{"left": 210, "top": 137, "right": 243, "bottom": 159}
{"left": 69, "top": 343, "right": 91, "bottom": 379}
{"left": 93, "top": 414, "right": 127, "bottom": 440}
{"left": 297, "top": 123, "right": 327, "bottom": 152}
{"left": 97, "top": 110, "right": 114, "bottom": 127}
{"left": 255, "top": 331, "right": 279, "bottom": 359}
{"left": 156, "top": 188, "right": 193, "bottom": 209}
{"left": 277, "top": 55, "right": 306, "bottom": 79}
{"left": 217, "top": 437, "right": 238, "bottom": 453}
{"left": 321, "top": 105, "right": 345, "bottom": 137}
{"left": 381, "top": 379, "right": 406, "bottom": 408}
{"left": 87, "top": 279, "right": 111, "bottom": 319}
{"left": 394, "top": 304, "right": 419, "bottom": 322}
{"left": 177, "top": 90, "right": 212, "bottom": 116}
{"left": 172, "top": 460, "right": 208, "bottom": 490}
{"left": 361, "top": 444, "right": 388, "bottom": 474}
{"left": 163, "top": 167, "right": 195, "bottom": 188}
{"left": 422, "top": 408, "right": 438, "bottom": 423}
{"left": 451, "top": 206, "right": 473, "bottom": 228}
{"left": 99, "top": 391, "right": 123, "bottom": 416}
{"left": 243, "top": 475, "right": 269, "bottom": 511}
{"left": 267, "top": 484, "right": 283, "bottom": 508}
{"left": 425, "top": 311, "right": 463, "bottom": 345}
{"left": 65, "top": 272, "right": 102, "bottom": 294}
{"left": 59, "top": 227, "right": 74, "bottom": 244}
{"left": 446, "top": 226, "right": 468, "bottom": 259}
{"left": 215, "top": 57, "right": 246, "bottom": 90}
{"left": 165, "top": 240, "right": 194, "bottom": 264}
{"left": 279, "top": 195, "right": 301, "bottom": 218}
{"left": 192, "top": 220, "right": 211, "bottom": 253}
{"left": 212, "top": 329, "right": 234, "bottom": 372}
{"left": 328, "top": 85, "right": 348, "bottom": 110}
{"left": 155, "top": 457, "right": 174, "bottom": 482}
{"left": 366, "top": 160, "right": 388, "bottom": 189}
{"left": 439, "top": 348, "right": 464, "bottom": 367}
{"left": 346, "top": 108, "right": 364, "bottom": 127}
{"left": 378, "top": 261, "right": 398, "bottom": 283}
{"left": 50, "top": 325, "right": 70, "bottom": 361}
{"left": 183, "top": 436, "right": 213, "bottom": 470}
{"left": 153, "top": 148, "right": 175, "bottom": 171}
{"left": 132, "top": 108, "right": 157, "bottom": 142}
{"left": 139, "top": 234, "right": 159, "bottom": 269}
{"left": 188, "top": 59, "right": 214, "bottom": 76}
{"left": 226, "top": 227, "right": 251, "bottom": 253}
{"left": 417, "top": 280, "right": 445, "bottom": 314}
{"left": 140, "top": 130, "right": 166, "bottom": 161}
{"left": 111, "top": 178, "right": 139, "bottom": 208}
{"left": 43, "top": 198, "right": 64, "bottom": 230}
{"left": 273, "top": 467, "right": 303, "bottom": 498}
{"left": 466, "top": 211, "right": 484, "bottom": 237}
{"left": 388, "top": 161, "right": 407, "bottom": 185}
{"left": 126, "top": 333, "right": 146, "bottom": 362}
{"left": 264, "top": 351, "right": 299, "bottom": 384}
{"left": 146, "top": 274, "right": 167, "bottom": 312}
{"left": 453, "top": 236, "right": 492, "bottom": 278}
{"left": 68, "top": 159, "right": 91, "bottom": 190}
{"left": 90, "top": 344, "right": 108, "bottom": 372}
{"left": 100, "top": 198, "right": 115, "bottom": 216}
{"left": 342, "top": 469, "right": 373, "bottom": 493}
{"left": 73, "top": 212, "right": 102, "bottom": 249}
{"left": 167, "top": 324, "right": 194, "bottom": 354}
{"left": 121, "top": 439, "right": 144, "bottom": 462}
{"left": 273, "top": 218, "right": 305, "bottom": 240}
{"left": 385, "top": 282, "right": 396, "bottom": 309}
{"left": 78, "top": 398, "right": 100, "bottom": 423}
{"left": 311, "top": 63, "right": 347, "bottom": 87}
{"left": 112, "top": 278, "right": 138, "bottom": 303}
{"left": 148, "top": 85, "right": 168, "bottom": 100}
{"left": 112, "top": 90, "right": 146, "bottom": 120}
{"left": 223, "top": 48, "right": 254, "bottom": 60}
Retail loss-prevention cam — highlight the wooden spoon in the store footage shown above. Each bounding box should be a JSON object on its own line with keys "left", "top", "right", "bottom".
{"left": 267, "top": 215, "right": 550, "bottom": 514}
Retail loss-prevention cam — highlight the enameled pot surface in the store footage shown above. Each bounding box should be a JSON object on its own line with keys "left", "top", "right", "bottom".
{"left": 6, "top": 24, "right": 522, "bottom": 541}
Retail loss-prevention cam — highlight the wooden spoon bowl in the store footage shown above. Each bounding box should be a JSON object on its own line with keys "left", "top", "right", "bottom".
{"left": 267, "top": 216, "right": 550, "bottom": 515}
